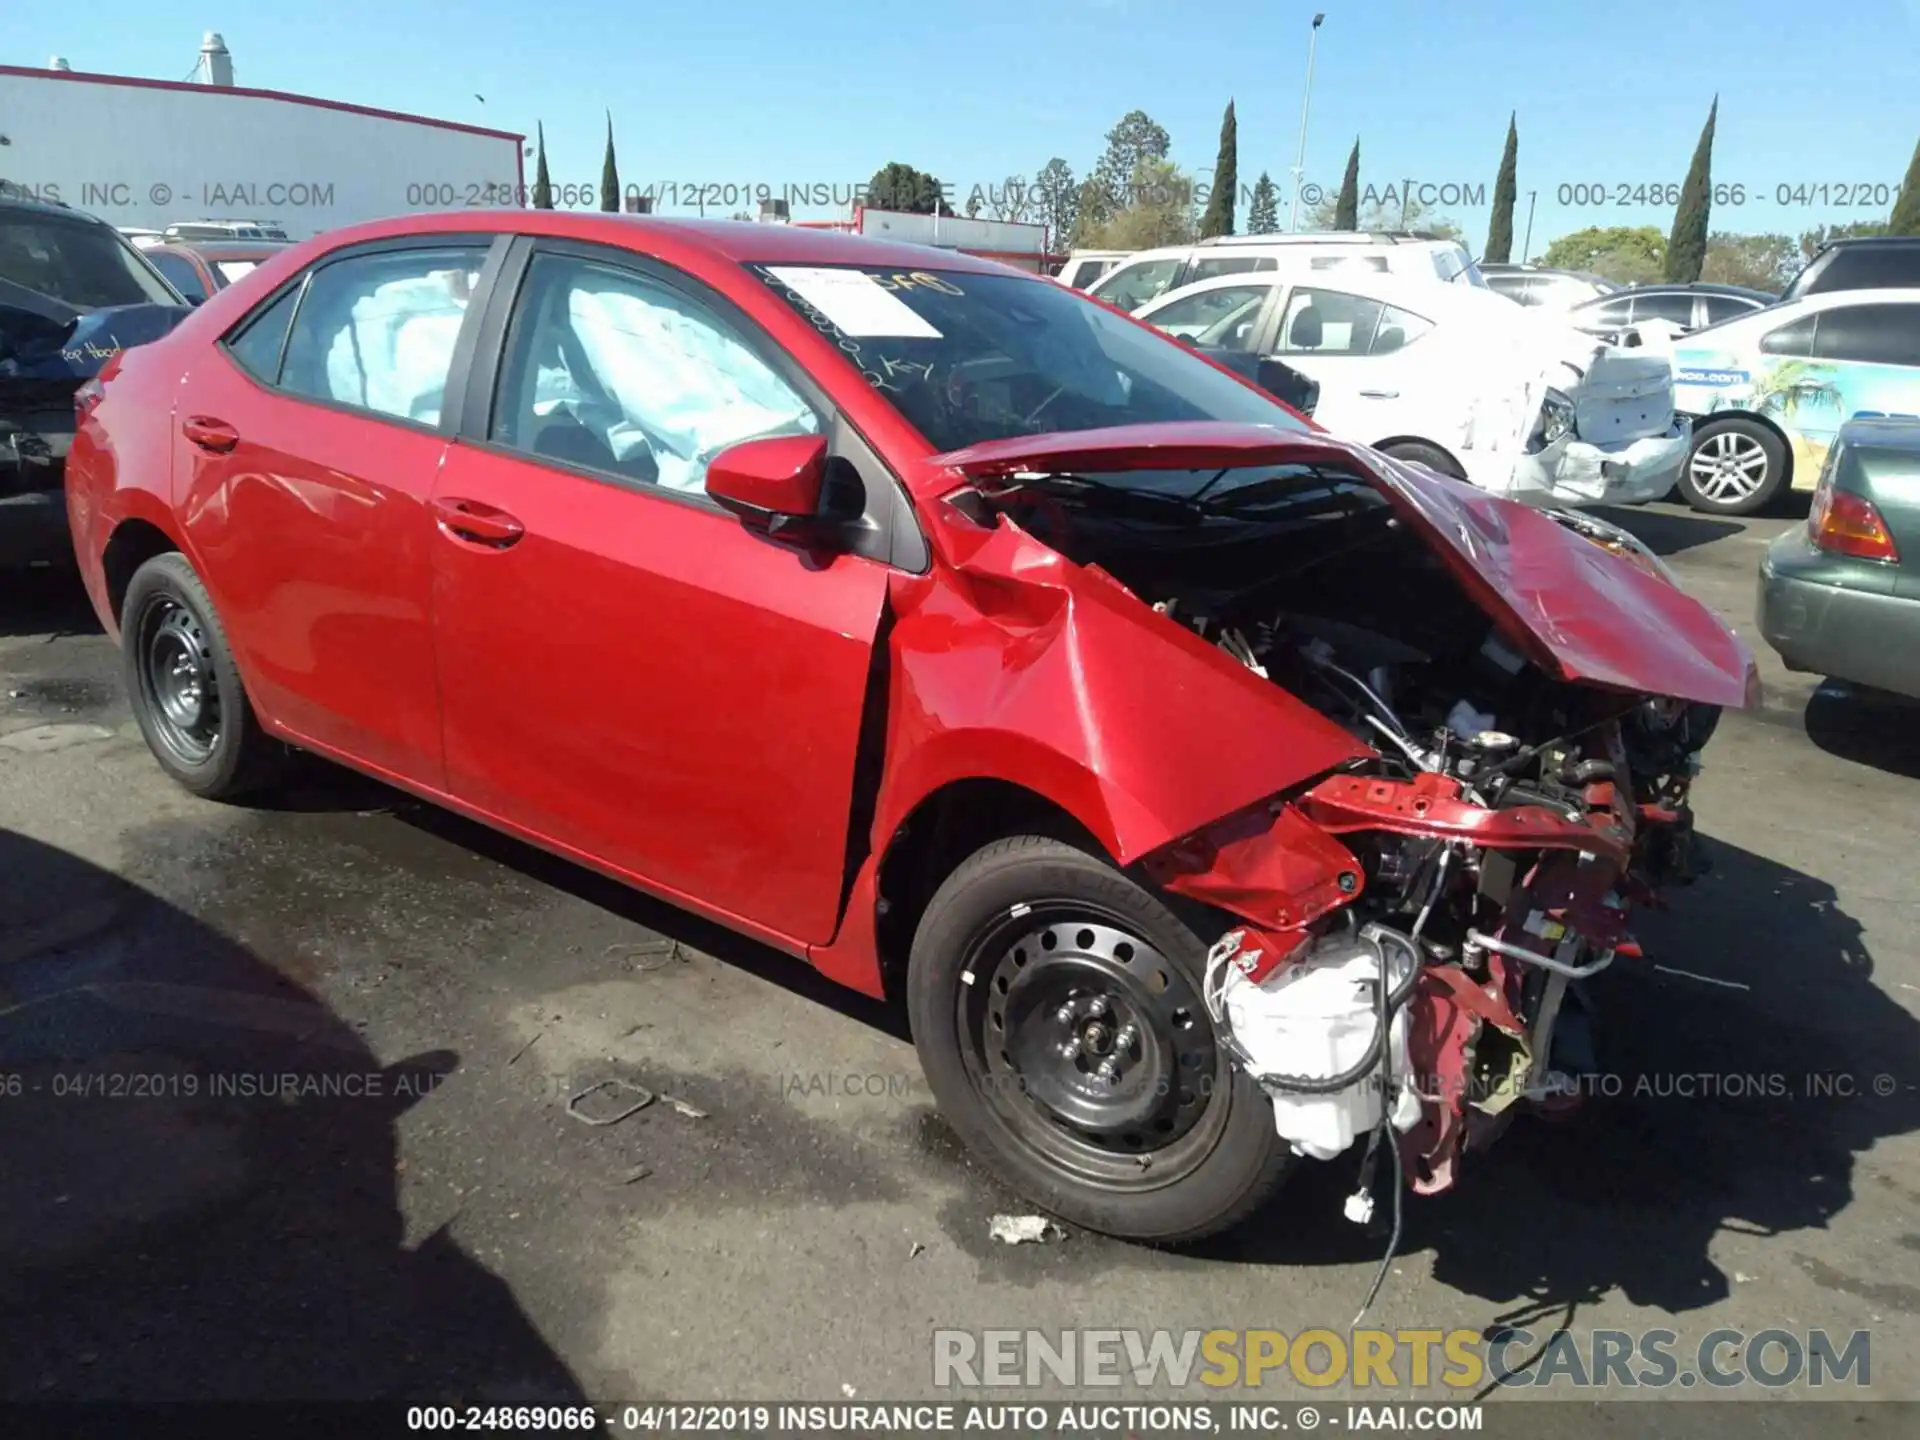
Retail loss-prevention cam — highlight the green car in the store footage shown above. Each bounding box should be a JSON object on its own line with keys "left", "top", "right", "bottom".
{"left": 1759, "top": 416, "right": 1920, "bottom": 700}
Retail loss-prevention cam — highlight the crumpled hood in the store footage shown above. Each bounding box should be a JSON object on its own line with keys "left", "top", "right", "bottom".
{"left": 1, "top": 294, "right": 192, "bottom": 392}
{"left": 928, "top": 422, "right": 1759, "bottom": 710}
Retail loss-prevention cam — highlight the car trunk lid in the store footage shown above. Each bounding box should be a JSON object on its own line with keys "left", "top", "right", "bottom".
{"left": 928, "top": 422, "right": 1758, "bottom": 710}
{"left": 1570, "top": 349, "right": 1675, "bottom": 445}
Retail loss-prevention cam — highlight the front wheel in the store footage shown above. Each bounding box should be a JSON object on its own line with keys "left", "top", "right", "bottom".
{"left": 1678, "top": 419, "right": 1787, "bottom": 515}
{"left": 1377, "top": 440, "right": 1467, "bottom": 481}
{"left": 906, "top": 836, "right": 1292, "bottom": 1242}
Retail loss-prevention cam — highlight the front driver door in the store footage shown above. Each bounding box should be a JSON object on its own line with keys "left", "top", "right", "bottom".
{"left": 428, "top": 243, "right": 894, "bottom": 945}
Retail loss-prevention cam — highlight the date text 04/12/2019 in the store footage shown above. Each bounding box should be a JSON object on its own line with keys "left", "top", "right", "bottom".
{"left": 1555, "top": 181, "right": 1907, "bottom": 209}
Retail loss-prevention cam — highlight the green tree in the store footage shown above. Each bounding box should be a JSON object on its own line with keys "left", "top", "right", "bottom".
{"left": 1033, "top": 158, "right": 1079, "bottom": 250}
{"left": 1080, "top": 158, "right": 1197, "bottom": 250}
{"left": 1701, "top": 231, "right": 1797, "bottom": 292}
{"left": 1798, "top": 218, "right": 1889, "bottom": 263}
{"left": 1540, "top": 224, "right": 1667, "bottom": 284}
{"left": 1890, "top": 136, "right": 1920, "bottom": 235}
{"left": 1333, "top": 140, "right": 1360, "bottom": 229}
{"left": 1247, "top": 172, "right": 1280, "bottom": 234}
{"left": 1091, "top": 109, "right": 1172, "bottom": 219}
{"left": 1485, "top": 113, "right": 1518, "bottom": 263}
{"left": 531, "top": 123, "right": 554, "bottom": 210}
{"left": 1199, "top": 99, "right": 1238, "bottom": 238}
{"left": 866, "top": 162, "right": 947, "bottom": 215}
{"left": 599, "top": 113, "right": 620, "bottom": 213}
{"left": 1311, "top": 188, "right": 1461, "bottom": 241}
{"left": 1069, "top": 176, "right": 1109, "bottom": 246}
{"left": 1666, "top": 97, "right": 1717, "bottom": 282}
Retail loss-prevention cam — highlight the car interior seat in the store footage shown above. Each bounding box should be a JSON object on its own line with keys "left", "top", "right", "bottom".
{"left": 1287, "top": 305, "right": 1323, "bottom": 350}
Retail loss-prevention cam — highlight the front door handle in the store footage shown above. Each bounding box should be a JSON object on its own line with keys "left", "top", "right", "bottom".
{"left": 432, "top": 496, "right": 525, "bottom": 549}
{"left": 1359, "top": 389, "right": 1400, "bottom": 400}
{"left": 182, "top": 415, "right": 240, "bottom": 453}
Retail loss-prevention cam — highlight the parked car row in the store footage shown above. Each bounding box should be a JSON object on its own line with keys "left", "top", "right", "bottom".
{"left": 1132, "top": 267, "right": 1688, "bottom": 508}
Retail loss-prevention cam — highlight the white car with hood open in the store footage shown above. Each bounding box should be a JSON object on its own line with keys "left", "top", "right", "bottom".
{"left": 1134, "top": 268, "right": 1691, "bottom": 508}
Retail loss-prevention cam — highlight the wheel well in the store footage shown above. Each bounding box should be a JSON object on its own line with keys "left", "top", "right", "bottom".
{"left": 1691, "top": 411, "right": 1796, "bottom": 489}
{"left": 102, "top": 520, "right": 179, "bottom": 627}
{"left": 872, "top": 779, "right": 1107, "bottom": 1004}
{"left": 1372, "top": 436, "right": 1467, "bottom": 480}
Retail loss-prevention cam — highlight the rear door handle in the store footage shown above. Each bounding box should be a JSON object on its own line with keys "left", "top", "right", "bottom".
{"left": 1359, "top": 389, "right": 1400, "bottom": 400}
{"left": 182, "top": 415, "right": 240, "bottom": 453}
{"left": 432, "top": 496, "right": 525, "bottom": 549}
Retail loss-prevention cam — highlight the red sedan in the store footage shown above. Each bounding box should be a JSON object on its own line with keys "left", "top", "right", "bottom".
{"left": 67, "top": 211, "right": 1756, "bottom": 1243}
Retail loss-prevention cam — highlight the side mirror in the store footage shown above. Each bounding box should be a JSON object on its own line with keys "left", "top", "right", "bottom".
{"left": 706, "top": 434, "right": 829, "bottom": 538}
{"left": 1257, "top": 358, "right": 1319, "bottom": 418}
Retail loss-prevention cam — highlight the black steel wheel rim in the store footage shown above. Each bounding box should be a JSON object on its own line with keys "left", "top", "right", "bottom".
{"left": 136, "top": 594, "right": 221, "bottom": 766}
{"left": 953, "top": 901, "right": 1232, "bottom": 1191}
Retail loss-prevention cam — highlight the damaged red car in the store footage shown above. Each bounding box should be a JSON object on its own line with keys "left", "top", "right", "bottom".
{"left": 66, "top": 213, "right": 1758, "bottom": 1243}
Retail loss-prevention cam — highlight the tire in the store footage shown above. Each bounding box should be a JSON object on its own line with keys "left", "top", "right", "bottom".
{"left": 1377, "top": 440, "right": 1467, "bottom": 481}
{"left": 121, "top": 551, "right": 288, "bottom": 801}
{"left": 906, "top": 836, "right": 1292, "bottom": 1242}
{"left": 1678, "top": 418, "right": 1787, "bottom": 515}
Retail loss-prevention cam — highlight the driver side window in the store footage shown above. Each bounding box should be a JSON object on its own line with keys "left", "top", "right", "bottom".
{"left": 490, "top": 252, "right": 820, "bottom": 495}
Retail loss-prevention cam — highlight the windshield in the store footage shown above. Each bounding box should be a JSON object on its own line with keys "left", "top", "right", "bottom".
{"left": 750, "top": 264, "right": 1308, "bottom": 453}
{"left": 0, "top": 212, "right": 182, "bottom": 309}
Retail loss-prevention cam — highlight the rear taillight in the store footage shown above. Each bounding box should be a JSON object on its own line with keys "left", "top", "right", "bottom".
{"left": 74, "top": 378, "right": 105, "bottom": 417}
{"left": 1809, "top": 481, "right": 1899, "bottom": 562}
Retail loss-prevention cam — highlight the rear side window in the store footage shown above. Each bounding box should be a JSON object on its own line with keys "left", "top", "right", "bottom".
{"left": 1276, "top": 288, "right": 1384, "bottom": 355}
{"left": 1703, "top": 293, "right": 1764, "bottom": 324}
{"left": 147, "top": 251, "right": 209, "bottom": 304}
{"left": 1803, "top": 245, "right": 1920, "bottom": 295}
{"left": 277, "top": 245, "right": 487, "bottom": 425}
{"left": 1632, "top": 292, "right": 1697, "bottom": 326}
{"left": 1810, "top": 304, "right": 1920, "bottom": 367}
{"left": 1759, "top": 315, "right": 1817, "bottom": 358}
{"left": 224, "top": 284, "right": 303, "bottom": 383}
{"left": 1370, "top": 304, "right": 1434, "bottom": 354}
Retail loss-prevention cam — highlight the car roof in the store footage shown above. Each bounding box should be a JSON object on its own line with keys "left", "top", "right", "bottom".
{"left": 1840, "top": 415, "right": 1920, "bottom": 450}
{"left": 280, "top": 210, "right": 1028, "bottom": 279}
{"left": 166, "top": 239, "right": 292, "bottom": 260}
{"left": 1134, "top": 266, "right": 1505, "bottom": 322}
{"left": 0, "top": 189, "right": 106, "bottom": 224}
{"left": 1818, "top": 235, "right": 1920, "bottom": 251}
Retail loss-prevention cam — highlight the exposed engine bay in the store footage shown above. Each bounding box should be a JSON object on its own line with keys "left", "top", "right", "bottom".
{"left": 979, "top": 460, "right": 1725, "bottom": 1218}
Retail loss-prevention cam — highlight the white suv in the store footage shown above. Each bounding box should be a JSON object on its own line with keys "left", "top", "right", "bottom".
{"left": 1086, "top": 232, "right": 1487, "bottom": 313}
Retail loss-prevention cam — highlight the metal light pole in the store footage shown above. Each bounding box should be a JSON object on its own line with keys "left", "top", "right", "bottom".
{"left": 1521, "top": 189, "right": 1537, "bottom": 263}
{"left": 1288, "top": 12, "right": 1325, "bottom": 233}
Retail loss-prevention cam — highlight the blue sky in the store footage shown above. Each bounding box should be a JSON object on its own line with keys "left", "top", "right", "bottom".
{"left": 5, "top": 1, "right": 1916, "bottom": 252}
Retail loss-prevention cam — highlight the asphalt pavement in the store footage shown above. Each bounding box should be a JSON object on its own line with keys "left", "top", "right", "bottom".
{"left": 2, "top": 501, "right": 1915, "bottom": 1427}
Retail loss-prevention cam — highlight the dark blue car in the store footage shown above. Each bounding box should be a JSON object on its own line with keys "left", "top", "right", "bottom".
{"left": 1, "top": 190, "right": 193, "bottom": 568}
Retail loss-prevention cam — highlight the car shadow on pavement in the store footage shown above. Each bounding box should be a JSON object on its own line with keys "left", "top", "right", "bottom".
{"left": 0, "top": 565, "right": 103, "bottom": 641}
{"left": 1205, "top": 832, "right": 1920, "bottom": 1324}
{"left": 1587, "top": 505, "right": 1743, "bottom": 556}
{"left": 0, "top": 825, "right": 590, "bottom": 1404}
{"left": 1410, "top": 830, "right": 1917, "bottom": 1323}
{"left": 394, "top": 801, "right": 912, "bottom": 1043}
{"left": 1802, "top": 683, "right": 1920, "bottom": 780}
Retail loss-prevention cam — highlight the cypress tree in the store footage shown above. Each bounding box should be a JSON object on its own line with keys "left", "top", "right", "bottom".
{"left": 1889, "top": 136, "right": 1920, "bottom": 235}
{"left": 1199, "top": 100, "right": 1238, "bottom": 238}
{"left": 532, "top": 123, "right": 554, "bottom": 210}
{"left": 1485, "top": 113, "right": 1518, "bottom": 263}
{"left": 1334, "top": 140, "right": 1360, "bottom": 230}
{"left": 600, "top": 113, "right": 621, "bottom": 213}
{"left": 1666, "top": 98, "right": 1718, "bottom": 282}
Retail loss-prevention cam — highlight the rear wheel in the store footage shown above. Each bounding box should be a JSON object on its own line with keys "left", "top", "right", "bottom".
{"left": 1378, "top": 440, "right": 1467, "bottom": 480}
{"left": 122, "top": 552, "right": 288, "bottom": 801}
{"left": 1679, "top": 418, "right": 1787, "bottom": 515}
{"left": 906, "top": 836, "right": 1292, "bottom": 1242}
